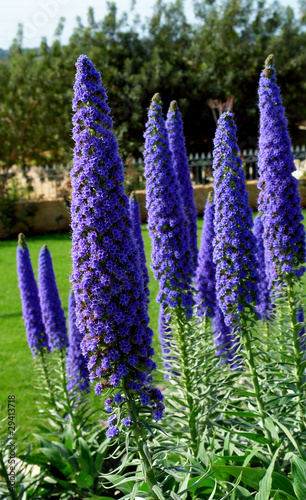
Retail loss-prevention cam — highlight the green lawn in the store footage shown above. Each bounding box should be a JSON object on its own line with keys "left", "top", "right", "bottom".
{"left": 0, "top": 220, "right": 204, "bottom": 438}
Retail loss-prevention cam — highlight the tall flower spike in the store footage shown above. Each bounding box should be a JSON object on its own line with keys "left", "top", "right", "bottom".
{"left": 258, "top": 55, "right": 306, "bottom": 283}
{"left": 17, "top": 233, "right": 49, "bottom": 356}
{"left": 38, "top": 245, "right": 68, "bottom": 351}
{"left": 143, "top": 93, "right": 194, "bottom": 317}
{"left": 166, "top": 101, "right": 198, "bottom": 273}
{"left": 129, "top": 192, "right": 150, "bottom": 308}
{"left": 70, "top": 56, "right": 163, "bottom": 427}
{"left": 253, "top": 214, "right": 272, "bottom": 320}
{"left": 213, "top": 112, "right": 259, "bottom": 326}
{"left": 66, "top": 292, "right": 90, "bottom": 394}
{"left": 194, "top": 193, "right": 216, "bottom": 318}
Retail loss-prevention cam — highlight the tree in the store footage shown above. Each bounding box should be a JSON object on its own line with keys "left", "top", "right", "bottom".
{"left": 0, "top": 0, "right": 305, "bottom": 172}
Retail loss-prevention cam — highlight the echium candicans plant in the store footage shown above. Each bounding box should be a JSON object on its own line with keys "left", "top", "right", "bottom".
{"left": 16, "top": 233, "right": 59, "bottom": 405}
{"left": 253, "top": 214, "right": 272, "bottom": 321}
{"left": 70, "top": 57, "right": 164, "bottom": 491}
{"left": 38, "top": 245, "right": 68, "bottom": 352}
{"left": 212, "top": 115, "right": 259, "bottom": 328}
{"left": 212, "top": 112, "right": 275, "bottom": 451}
{"left": 194, "top": 194, "right": 234, "bottom": 363}
{"left": 38, "top": 245, "right": 75, "bottom": 423}
{"left": 258, "top": 55, "right": 306, "bottom": 286}
{"left": 17, "top": 233, "right": 49, "bottom": 357}
{"left": 129, "top": 192, "right": 150, "bottom": 308}
{"left": 66, "top": 292, "right": 90, "bottom": 395}
{"left": 194, "top": 193, "right": 216, "bottom": 320}
{"left": 166, "top": 100, "right": 198, "bottom": 272}
{"left": 143, "top": 94, "right": 193, "bottom": 316}
{"left": 258, "top": 55, "right": 306, "bottom": 428}
{"left": 144, "top": 94, "right": 200, "bottom": 454}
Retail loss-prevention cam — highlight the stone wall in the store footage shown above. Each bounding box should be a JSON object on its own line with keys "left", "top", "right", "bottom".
{"left": 0, "top": 199, "right": 70, "bottom": 239}
{"left": 135, "top": 180, "right": 265, "bottom": 221}
{"left": 1, "top": 181, "right": 306, "bottom": 238}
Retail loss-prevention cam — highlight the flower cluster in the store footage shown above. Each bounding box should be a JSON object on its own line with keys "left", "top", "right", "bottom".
{"left": 212, "top": 112, "right": 259, "bottom": 326}
{"left": 129, "top": 193, "right": 150, "bottom": 308}
{"left": 143, "top": 93, "right": 194, "bottom": 317}
{"left": 253, "top": 215, "right": 272, "bottom": 320}
{"left": 38, "top": 245, "right": 68, "bottom": 351}
{"left": 66, "top": 292, "right": 90, "bottom": 394}
{"left": 166, "top": 101, "right": 198, "bottom": 273}
{"left": 104, "top": 385, "right": 164, "bottom": 437}
{"left": 70, "top": 55, "right": 163, "bottom": 426}
{"left": 194, "top": 193, "right": 216, "bottom": 318}
{"left": 257, "top": 55, "right": 306, "bottom": 284}
{"left": 16, "top": 234, "right": 49, "bottom": 356}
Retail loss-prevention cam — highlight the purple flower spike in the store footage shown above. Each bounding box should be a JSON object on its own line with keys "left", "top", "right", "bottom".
{"left": 297, "top": 307, "right": 306, "bottom": 351}
{"left": 212, "top": 112, "right": 259, "bottom": 327}
{"left": 66, "top": 292, "right": 90, "bottom": 394}
{"left": 143, "top": 93, "right": 194, "bottom": 317}
{"left": 38, "top": 245, "right": 68, "bottom": 351}
{"left": 17, "top": 234, "right": 49, "bottom": 356}
{"left": 253, "top": 215, "right": 272, "bottom": 320}
{"left": 166, "top": 101, "right": 198, "bottom": 273}
{"left": 70, "top": 56, "right": 163, "bottom": 424}
{"left": 258, "top": 55, "right": 306, "bottom": 284}
{"left": 194, "top": 193, "right": 216, "bottom": 318}
{"left": 129, "top": 193, "right": 150, "bottom": 309}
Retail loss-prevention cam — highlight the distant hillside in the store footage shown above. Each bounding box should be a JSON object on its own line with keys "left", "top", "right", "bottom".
{"left": 0, "top": 48, "right": 9, "bottom": 60}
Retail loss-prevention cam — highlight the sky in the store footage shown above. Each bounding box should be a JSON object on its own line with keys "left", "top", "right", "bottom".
{"left": 0, "top": 0, "right": 302, "bottom": 50}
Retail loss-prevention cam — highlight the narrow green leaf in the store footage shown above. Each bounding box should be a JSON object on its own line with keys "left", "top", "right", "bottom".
{"left": 142, "top": 443, "right": 152, "bottom": 467}
{"left": 225, "top": 411, "right": 259, "bottom": 418}
{"left": 220, "top": 472, "right": 242, "bottom": 499}
{"left": 269, "top": 416, "right": 305, "bottom": 459}
{"left": 235, "top": 389, "right": 257, "bottom": 397}
{"left": 233, "top": 432, "right": 270, "bottom": 445}
{"left": 179, "top": 468, "right": 216, "bottom": 495}
{"left": 255, "top": 448, "right": 280, "bottom": 500}
{"left": 101, "top": 474, "right": 137, "bottom": 494}
{"left": 235, "top": 485, "right": 253, "bottom": 498}
{"left": 263, "top": 417, "right": 279, "bottom": 442}
{"left": 170, "top": 492, "right": 182, "bottom": 500}
{"left": 130, "top": 482, "right": 140, "bottom": 500}
{"left": 207, "top": 479, "right": 217, "bottom": 499}
{"left": 139, "top": 419, "right": 154, "bottom": 435}
{"left": 212, "top": 465, "right": 295, "bottom": 497}
{"left": 152, "top": 485, "right": 166, "bottom": 499}
{"left": 243, "top": 447, "right": 262, "bottom": 467}
{"left": 291, "top": 454, "right": 306, "bottom": 500}
{"left": 75, "top": 471, "right": 94, "bottom": 489}
{"left": 178, "top": 471, "right": 190, "bottom": 500}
